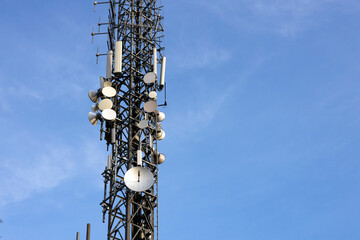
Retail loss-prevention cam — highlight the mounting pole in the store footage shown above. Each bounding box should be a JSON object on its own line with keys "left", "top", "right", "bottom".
{"left": 86, "top": 223, "right": 91, "bottom": 240}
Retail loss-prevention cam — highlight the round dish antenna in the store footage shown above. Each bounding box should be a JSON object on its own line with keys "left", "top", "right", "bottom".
{"left": 102, "top": 86, "right": 117, "bottom": 97}
{"left": 98, "top": 99, "right": 113, "bottom": 110}
{"left": 102, "top": 109, "right": 116, "bottom": 121}
{"left": 144, "top": 100, "right": 158, "bottom": 113}
{"left": 138, "top": 120, "right": 148, "bottom": 129}
{"left": 143, "top": 72, "right": 157, "bottom": 84}
{"left": 124, "top": 166, "right": 154, "bottom": 192}
{"left": 149, "top": 91, "right": 157, "bottom": 100}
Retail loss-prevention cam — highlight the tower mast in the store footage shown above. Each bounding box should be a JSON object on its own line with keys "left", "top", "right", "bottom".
{"left": 88, "top": 1, "right": 166, "bottom": 240}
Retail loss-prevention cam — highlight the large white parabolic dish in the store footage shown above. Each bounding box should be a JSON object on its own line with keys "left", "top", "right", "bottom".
{"left": 124, "top": 166, "right": 154, "bottom": 192}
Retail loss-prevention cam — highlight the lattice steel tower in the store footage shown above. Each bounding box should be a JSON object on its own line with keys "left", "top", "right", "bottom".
{"left": 87, "top": 1, "right": 167, "bottom": 240}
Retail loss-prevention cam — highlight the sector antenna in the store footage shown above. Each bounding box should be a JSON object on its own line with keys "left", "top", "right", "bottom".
{"left": 86, "top": 1, "right": 168, "bottom": 240}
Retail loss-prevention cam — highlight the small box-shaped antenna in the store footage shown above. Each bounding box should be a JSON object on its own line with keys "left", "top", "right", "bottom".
{"left": 106, "top": 50, "right": 113, "bottom": 79}
{"left": 107, "top": 155, "right": 112, "bottom": 170}
{"left": 114, "top": 41, "right": 123, "bottom": 73}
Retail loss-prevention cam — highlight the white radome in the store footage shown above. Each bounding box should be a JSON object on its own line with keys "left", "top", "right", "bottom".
{"left": 102, "top": 86, "right": 117, "bottom": 98}
{"left": 143, "top": 72, "right": 157, "bottom": 84}
{"left": 143, "top": 72, "right": 156, "bottom": 84}
{"left": 144, "top": 100, "right": 158, "bottom": 113}
{"left": 98, "top": 99, "right": 113, "bottom": 111}
{"left": 102, "top": 109, "right": 116, "bottom": 121}
{"left": 138, "top": 120, "right": 148, "bottom": 129}
{"left": 149, "top": 91, "right": 157, "bottom": 99}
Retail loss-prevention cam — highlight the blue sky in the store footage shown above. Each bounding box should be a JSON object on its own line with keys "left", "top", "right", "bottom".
{"left": 1, "top": 0, "right": 360, "bottom": 239}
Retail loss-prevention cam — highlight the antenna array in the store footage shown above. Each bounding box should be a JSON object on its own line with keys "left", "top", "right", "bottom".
{"left": 87, "top": 1, "right": 167, "bottom": 240}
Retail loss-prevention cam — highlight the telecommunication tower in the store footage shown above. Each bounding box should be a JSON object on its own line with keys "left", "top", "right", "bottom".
{"left": 87, "top": 1, "right": 167, "bottom": 240}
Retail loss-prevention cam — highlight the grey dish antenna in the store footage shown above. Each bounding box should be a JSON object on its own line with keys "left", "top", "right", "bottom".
{"left": 144, "top": 100, "right": 158, "bottom": 113}
{"left": 143, "top": 72, "right": 157, "bottom": 84}
{"left": 138, "top": 120, "right": 148, "bottom": 129}
{"left": 124, "top": 166, "right": 154, "bottom": 192}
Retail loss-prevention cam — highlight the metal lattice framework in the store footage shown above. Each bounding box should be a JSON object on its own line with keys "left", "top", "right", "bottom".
{"left": 91, "top": 1, "right": 166, "bottom": 240}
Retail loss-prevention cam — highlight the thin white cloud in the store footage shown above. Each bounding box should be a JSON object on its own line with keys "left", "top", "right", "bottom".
{"left": 167, "top": 56, "right": 265, "bottom": 139}
{"left": 200, "top": 0, "right": 360, "bottom": 36}
{"left": 0, "top": 9, "right": 98, "bottom": 105}
{"left": 83, "top": 139, "right": 108, "bottom": 172}
{"left": 171, "top": 42, "right": 231, "bottom": 69}
{"left": 0, "top": 134, "right": 106, "bottom": 207}
{"left": 17, "top": 42, "right": 96, "bottom": 100}
{"left": 0, "top": 44, "right": 97, "bottom": 115}
{"left": 0, "top": 143, "right": 74, "bottom": 206}
{"left": 0, "top": 72, "right": 43, "bottom": 112}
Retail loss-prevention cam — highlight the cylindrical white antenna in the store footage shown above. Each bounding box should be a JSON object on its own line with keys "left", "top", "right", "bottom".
{"left": 160, "top": 56, "right": 166, "bottom": 89}
{"left": 137, "top": 150, "right": 142, "bottom": 166}
{"left": 153, "top": 47, "right": 157, "bottom": 75}
{"left": 106, "top": 50, "right": 113, "bottom": 79}
{"left": 114, "top": 41, "right": 123, "bottom": 73}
